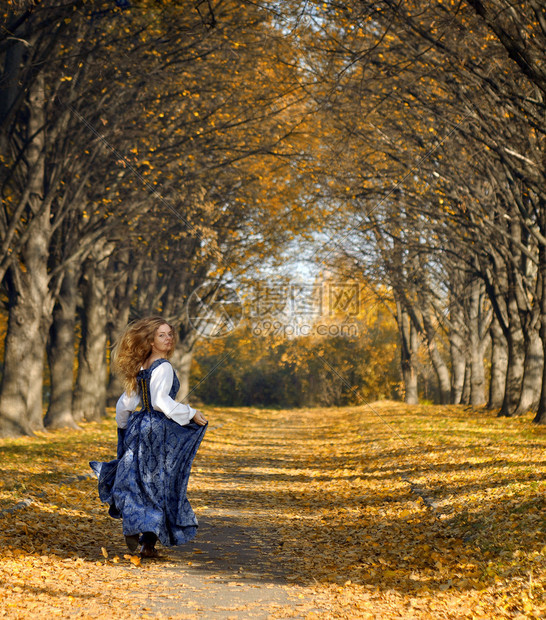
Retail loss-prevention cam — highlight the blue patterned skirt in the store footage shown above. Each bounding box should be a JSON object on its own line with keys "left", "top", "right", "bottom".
{"left": 90, "top": 409, "right": 207, "bottom": 547}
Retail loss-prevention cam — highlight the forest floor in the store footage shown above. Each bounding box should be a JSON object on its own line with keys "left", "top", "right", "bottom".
{"left": 0, "top": 403, "right": 544, "bottom": 619}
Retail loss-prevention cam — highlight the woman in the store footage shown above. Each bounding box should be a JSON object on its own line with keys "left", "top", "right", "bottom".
{"left": 90, "top": 316, "right": 207, "bottom": 558}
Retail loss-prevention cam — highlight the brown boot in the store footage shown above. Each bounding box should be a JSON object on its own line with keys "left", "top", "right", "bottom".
{"left": 124, "top": 534, "right": 140, "bottom": 553}
{"left": 140, "top": 542, "right": 159, "bottom": 558}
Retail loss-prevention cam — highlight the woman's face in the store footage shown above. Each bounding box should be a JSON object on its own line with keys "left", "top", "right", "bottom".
{"left": 151, "top": 323, "right": 174, "bottom": 356}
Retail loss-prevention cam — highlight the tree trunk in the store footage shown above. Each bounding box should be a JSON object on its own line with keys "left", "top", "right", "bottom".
{"left": 27, "top": 322, "right": 50, "bottom": 431}
{"left": 106, "top": 304, "right": 130, "bottom": 407}
{"left": 449, "top": 309, "right": 467, "bottom": 404}
{"left": 422, "top": 307, "right": 451, "bottom": 404}
{"left": 45, "top": 263, "right": 79, "bottom": 429}
{"left": 106, "top": 330, "right": 127, "bottom": 406}
{"left": 461, "top": 361, "right": 471, "bottom": 405}
{"left": 470, "top": 334, "right": 488, "bottom": 406}
{"left": 535, "top": 240, "right": 546, "bottom": 424}
{"left": 488, "top": 315, "right": 507, "bottom": 409}
{"left": 0, "top": 282, "right": 50, "bottom": 436}
{"left": 514, "top": 327, "right": 543, "bottom": 415}
{"left": 451, "top": 343, "right": 466, "bottom": 404}
{"left": 468, "top": 279, "right": 487, "bottom": 405}
{"left": 397, "top": 303, "right": 419, "bottom": 404}
{"left": 0, "top": 74, "right": 51, "bottom": 437}
{"left": 73, "top": 248, "right": 111, "bottom": 422}
{"left": 499, "top": 293, "right": 526, "bottom": 416}
{"left": 170, "top": 330, "right": 200, "bottom": 402}
{"left": 105, "top": 253, "right": 142, "bottom": 406}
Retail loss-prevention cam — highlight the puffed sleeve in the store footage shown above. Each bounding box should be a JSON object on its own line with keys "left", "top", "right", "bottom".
{"left": 150, "top": 362, "right": 196, "bottom": 426}
{"left": 115, "top": 391, "right": 140, "bottom": 429}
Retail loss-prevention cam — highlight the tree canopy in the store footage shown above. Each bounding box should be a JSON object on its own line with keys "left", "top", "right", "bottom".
{"left": 1, "top": 0, "right": 546, "bottom": 434}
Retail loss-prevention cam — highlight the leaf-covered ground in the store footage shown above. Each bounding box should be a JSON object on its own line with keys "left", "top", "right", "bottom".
{"left": 0, "top": 403, "right": 544, "bottom": 618}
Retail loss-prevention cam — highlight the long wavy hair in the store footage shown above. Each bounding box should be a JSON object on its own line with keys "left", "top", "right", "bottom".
{"left": 112, "top": 316, "right": 177, "bottom": 395}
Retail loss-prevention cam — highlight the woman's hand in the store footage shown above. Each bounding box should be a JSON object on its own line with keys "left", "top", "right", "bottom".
{"left": 192, "top": 410, "right": 207, "bottom": 426}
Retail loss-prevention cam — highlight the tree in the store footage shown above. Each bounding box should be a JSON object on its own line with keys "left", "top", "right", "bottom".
{"left": 294, "top": 0, "right": 546, "bottom": 421}
{"left": 0, "top": 0, "right": 316, "bottom": 435}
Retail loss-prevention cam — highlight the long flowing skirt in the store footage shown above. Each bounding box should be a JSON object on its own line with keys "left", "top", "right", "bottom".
{"left": 90, "top": 409, "right": 207, "bottom": 547}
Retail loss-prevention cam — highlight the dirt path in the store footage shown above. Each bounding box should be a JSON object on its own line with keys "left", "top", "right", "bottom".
{"left": 125, "top": 409, "right": 339, "bottom": 620}
{"left": 136, "top": 515, "right": 300, "bottom": 619}
{"left": 1, "top": 405, "right": 544, "bottom": 619}
{"left": 102, "top": 412, "right": 326, "bottom": 619}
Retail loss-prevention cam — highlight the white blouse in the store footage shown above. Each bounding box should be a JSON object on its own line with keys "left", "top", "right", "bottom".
{"left": 115, "top": 361, "right": 196, "bottom": 429}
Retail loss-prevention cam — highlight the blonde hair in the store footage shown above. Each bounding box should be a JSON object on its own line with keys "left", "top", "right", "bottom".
{"left": 112, "top": 316, "right": 177, "bottom": 395}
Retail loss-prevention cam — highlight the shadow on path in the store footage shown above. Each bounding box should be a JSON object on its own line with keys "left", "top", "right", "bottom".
{"left": 142, "top": 514, "right": 306, "bottom": 620}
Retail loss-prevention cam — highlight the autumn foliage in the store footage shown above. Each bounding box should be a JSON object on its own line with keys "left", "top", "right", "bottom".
{"left": 1, "top": 1, "right": 545, "bottom": 616}
{"left": 0, "top": 405, "right": 544, "bottom": 618}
